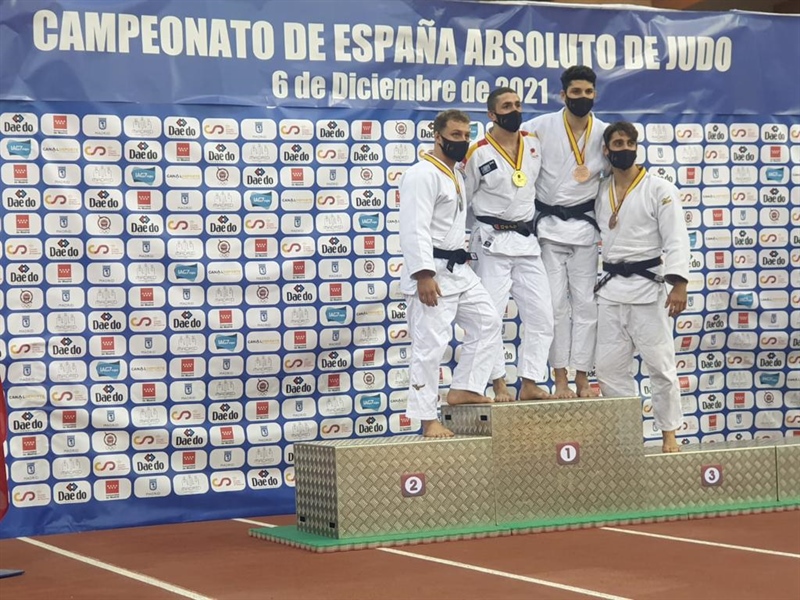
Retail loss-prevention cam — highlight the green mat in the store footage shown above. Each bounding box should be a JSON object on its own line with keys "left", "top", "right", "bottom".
{"left": 249, "top": 499, "right": 800, "bottom": 552}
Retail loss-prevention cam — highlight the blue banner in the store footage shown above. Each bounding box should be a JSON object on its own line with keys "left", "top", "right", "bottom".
{"left": 0, "top": 0, "right": 798, "bottom": 539}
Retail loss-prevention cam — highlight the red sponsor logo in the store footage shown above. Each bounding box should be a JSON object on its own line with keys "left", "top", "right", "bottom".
{"left": 291, "top": 168, "right": 303, "bottom": 183}
{"left": 142, "top": 383, "right": 156, "bottom": 399}
{"left": 709, "top": 414, "right": 718, "bottom": 428}
{"left": 140, "top": 287, "right": 154, "bottom": 304}
{"left": 363, "top": 236, "right": 376, "bottom": 251}
{"left": 182, "top": 451, "right": 196, "bottom": 467}
{"left": 678, "top": 376, "right": 690, "bottom": 391}
{"left": 53, "top": 114, "right": 68, "bottom": 131}
{"left": 733, "top": 392, "right": 746, "bottom": 407}
{"left": 363, "top": 349, "right": 376, "bottom": 365}
{"left": 292, "top": 261, "right": 305, "bottom": 276}
{"left": 62, "top": 410, "right": 77, "bottom": 425}
{"left": 329, "top": 283, "right": 342, "bottom": 299}
{"left": 176, "top": 142, "right": 190, "bottom": 158}
{"left": 219, "top": 309, "right": 232, "bottom": 325}
{"left": 327, "top": 373, "right": 340, "bottom": 388}
{"left": 255, "top": 401, "right": 270, "bottom": 418}
{"left": 712, "top": 209, "right": 724, "bottom": 223}
{"left": 770, "top": 146, "right": 781, "bottom": 160}
{"left": 181, "top": 358, "right": 195, "bottom": 375}
{"left": 22, "top": 436, "right": 37, "bottom": 452}
{"left": 13, "top": 164, "right": 28, "bottom": 180}
{"left": 714, "top": 252, "right": 725, "bottom": 266}
{"left": 738, "top": 313, "right": 750, "bottom": 326}
{"left": 255, "top": 239, "right": 269, "bottom": 254}
{"left": 399, "top": 414, "right": 412, "bottom": 428}
{"left": 105, "top": 480, "right": 120, "bottom": 496}
{"left": 686, "top": 167, "right": 697, "bottom": 181}
{"left": 220, "top": 426, "right": 234, "bottom": 442}
{"left": 15, "top": 214, "right": 30, "bottom": 231}
{"left": 680, "top": 337, "right": 692, "bottom": 350}
{"left": 101, "top": 337, "right": 115, "bottom": 352}
{"left": 294, "top": 331, "right": 307, "bottom": 346}
{"left": 58, "top": 264, "right": 72, "bottom": 280}
{"left": 361, "top": 122, "right": 373, "bottom": 137}
{"left": 137, "top": 191, "right": 151, "bottom": 209}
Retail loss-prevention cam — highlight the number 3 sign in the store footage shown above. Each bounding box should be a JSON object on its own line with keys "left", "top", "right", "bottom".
{"left": 701, "top": 464, "right": 723, "bottom": 487}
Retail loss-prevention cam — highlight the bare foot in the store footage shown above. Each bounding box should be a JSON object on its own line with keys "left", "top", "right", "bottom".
{"left": 519, "top": 379, "right": 552, "bottom": 400}
{"left": 422, "top": 420, "right": 455, "bottom": 438}
{"left": 553, "top": 368, "right": 577, "bottom": 399}
{"left": 446, "top": 388, "right": 494, "bottom": 405}
{"left": 575, "top": 372, "right": 598, "bottom": 398}
{"left": 662, "top": 430, "right": 680, "bottom": 453}
{"left": 492, "top": 379, "right": 514, "bottom": 403}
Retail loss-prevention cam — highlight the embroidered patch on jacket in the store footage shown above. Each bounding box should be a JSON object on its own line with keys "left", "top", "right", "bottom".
{"left": 479, "top": 160, "right": 498, "bottom": 176}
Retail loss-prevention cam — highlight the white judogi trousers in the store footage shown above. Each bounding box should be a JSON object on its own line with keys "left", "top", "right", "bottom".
{"left": 540, "top": 242, "right": 598, "bottom": 372}
{"left": 595, "top": 295, "right": 683, "bottom": 433}
{"left": 404, "top": 285, "right": 502, "bottom": 421}
{"left": 471, "top": 248, "right": 553, "bottom": 383}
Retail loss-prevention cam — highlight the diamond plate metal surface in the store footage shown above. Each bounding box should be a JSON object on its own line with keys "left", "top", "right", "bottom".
{"left": 444, "top": 397, "right": 647, "bottom": 524}
{"left": 776, "top": 439, "right": 800, "bottom": 502}
{"left": 645, "top": 442, "right": 778, "bottom": 510}
{"left": 295, "top": 435, "right": 494, "bottom": 539}
{"left": 295, "top": 442, "right": 339, "bottom": 537}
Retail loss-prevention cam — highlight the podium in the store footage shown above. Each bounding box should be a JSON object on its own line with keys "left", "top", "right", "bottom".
{"left": 250, "top": 397, "right": 800, "bottom": 552}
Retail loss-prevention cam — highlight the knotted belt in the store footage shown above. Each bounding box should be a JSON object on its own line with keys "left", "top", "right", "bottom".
{"left": 533, "top": 198, "right": 599, "bottom": 235}
{"left": 475, "top": 215, "right": 535, "bottom": 237}
{"left": 594, "top": 256, "right": 664, "bottom": 293}
{"left": 433, "top": 247, "right": 476, "bottom": 272}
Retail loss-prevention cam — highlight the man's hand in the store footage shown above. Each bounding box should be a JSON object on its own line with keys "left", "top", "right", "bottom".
{"left": 665, "top": 280, "right": 687, "bottom": 317}
{"left": 415, "top": 273, "right": 442, "bottom": 307}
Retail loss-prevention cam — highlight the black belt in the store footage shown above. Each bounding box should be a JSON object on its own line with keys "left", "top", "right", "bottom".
{"left": 594, "top": 257, "right": 664, "bottom": 293}
{"left": 533, "top": 199, "right": 599, "bottom": 235}
{"left": 433, "top": 247, "right": 476, "bottom": 272}
{"left": 475, "top": 215, "right": 535, "bottom": 237}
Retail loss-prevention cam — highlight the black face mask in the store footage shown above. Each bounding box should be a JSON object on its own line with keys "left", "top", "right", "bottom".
{"left": 565, "top": 96, "right": 594, "bottom": 118}
{"left": 607, "top": 149, "right": 637, "bottom": 170}
{"left": 439, "top": 137, "right": 469, "bottom": 162}
{"left": 493, "top": 110, "right": 523, "bottom": 133}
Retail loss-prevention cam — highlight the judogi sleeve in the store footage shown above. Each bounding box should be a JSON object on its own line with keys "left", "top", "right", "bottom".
{"left": 657, "top": 183, "right": 691, "bottom": 284}
{"left": 399, "top": 168, "right": 437, "bottom": 277}
{"left": 462, "top": 144, "right": 481, "bottom": 205}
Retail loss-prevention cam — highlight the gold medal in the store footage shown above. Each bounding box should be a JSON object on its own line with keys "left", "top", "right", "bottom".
{"left": 485, "top": 131, "right": 527, "bottom": 189}
{"left": 573, "top": 165, "right": 590, "bottom": 183}
{"left": 609, "top": 213, "right": 618, "bottom": 229}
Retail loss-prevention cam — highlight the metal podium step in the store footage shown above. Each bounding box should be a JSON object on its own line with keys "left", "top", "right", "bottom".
{"left": 776, "top": 439, "right": 800, "bottom": 502}
{"left": 441, "top": 397, "right": 647, "bottom": 524}
{"left": 645, "top": 440, "right": 779, "bottom": 512}
{"left": 294, "top": 435, "right": 494, "bottom": 539}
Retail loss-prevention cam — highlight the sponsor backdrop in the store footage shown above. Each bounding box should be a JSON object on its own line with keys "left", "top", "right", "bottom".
{"left": 0, "top": 0, "right": 798, "bottom": 537}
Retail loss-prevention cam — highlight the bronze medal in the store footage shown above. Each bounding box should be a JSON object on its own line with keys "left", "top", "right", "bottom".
{"left": 609, "top": 213, "right": 618, "bottom": 229}
{"left": 573, "top": 165, "right": 590, "bottom": 183}
{"left": 512, "top": 170, "right": 527, "bottom": 187}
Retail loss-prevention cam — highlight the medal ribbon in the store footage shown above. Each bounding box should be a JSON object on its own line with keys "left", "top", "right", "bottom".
{"left": 608, "top": 166, "right": 647, "bottom": 215}
{"left": 563, "top": 110, "right": 593, "bottom": 166}
{"left": 422, "top": 153, "right": 461, "bottom": 196}
{"left": 485, "top": 131, "right": 524, "bottom": 172}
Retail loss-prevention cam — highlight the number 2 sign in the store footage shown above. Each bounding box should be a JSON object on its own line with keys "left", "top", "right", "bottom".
{"left": 401, "top": 473, "right": 426, "bottom": 497}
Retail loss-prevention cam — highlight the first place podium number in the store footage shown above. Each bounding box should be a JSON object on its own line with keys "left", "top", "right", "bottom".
{"left": 557, "top": 442, "right": 581, "bottom": 465}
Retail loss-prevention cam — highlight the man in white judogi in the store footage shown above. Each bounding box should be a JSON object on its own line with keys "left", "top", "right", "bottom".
{"left": 594, "top": 121, "right": 689, "bottom": 453}
{"left": 464, "top": 87, "right": 554, "bottom": 401}
{"left": 521, "top": 66, "right": 607, "bottom": 398}
{"left": 400, "top": 109, "right": 504, "bottom": 438}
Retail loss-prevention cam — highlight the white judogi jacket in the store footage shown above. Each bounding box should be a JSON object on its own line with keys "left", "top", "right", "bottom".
{"left": 463, "top": 130, "right": 542, "bottom": 257}
{"left": 521, "top": 109, "right": 608, "bottom": 247}
{"left": 399, "top": 156, "right": 481, "bottom": 297}
{"left": 596, "top": 168, "right": 691, "bottom": 305}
